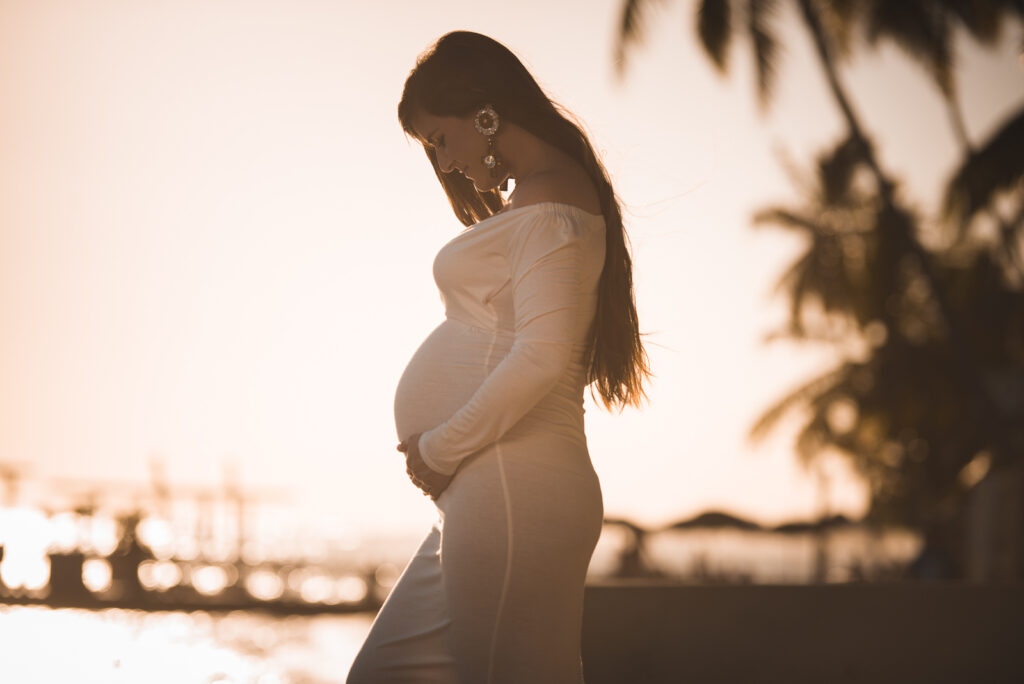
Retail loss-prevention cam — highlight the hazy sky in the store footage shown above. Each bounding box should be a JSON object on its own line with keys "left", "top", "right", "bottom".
{"left": 1, "top": 0, "right": 1021, "bottom": 540}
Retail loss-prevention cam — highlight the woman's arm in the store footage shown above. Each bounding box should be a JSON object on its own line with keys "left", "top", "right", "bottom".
{"left": 416, "top": 210, "right": 592, "bottom": 475}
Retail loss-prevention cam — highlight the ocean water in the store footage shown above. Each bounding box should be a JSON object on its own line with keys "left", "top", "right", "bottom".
{"left": 589, "top": 524, "right": 921, "bottom": 583}
{"left": 0, "top": 525, "right": 920, "bottom": 683}
{"left": 0, "top": 605, "right": 373, "bottom": 684}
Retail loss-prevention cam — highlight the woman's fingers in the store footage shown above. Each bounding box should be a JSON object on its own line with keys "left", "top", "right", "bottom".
{"left": 406, "top": 463, "right": 434, "bottom": 495}
{"left": 400, "top": 432, "right": 451, "bottom": 500}
{"left": 398, "top": 433, "right": 421, "bottom": 455}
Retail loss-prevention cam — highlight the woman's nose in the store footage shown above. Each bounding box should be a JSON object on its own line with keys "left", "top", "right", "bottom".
{"left": 436, "top": 149, "right": 455, "bottom": 173}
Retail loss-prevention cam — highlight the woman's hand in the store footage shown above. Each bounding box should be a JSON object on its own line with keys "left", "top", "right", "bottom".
{"left": 398, "top": 432, "right": 454, "bottom": 501}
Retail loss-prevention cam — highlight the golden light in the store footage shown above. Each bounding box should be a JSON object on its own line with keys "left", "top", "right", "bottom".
{"left": 879, "top": 441, "right": 905, "bottom": 468}
{"left": 958, "top": 451, "right": 992, "bottom": 490}
{"left": 136, "top": 517, "right": 175, "bottom": 559}
{"left": 825, "top": 397, "right": 858, "bottom": 435}
{"left": 48, "top": 512, "right": 80, "bottom": 552}
{"left": 0, "top": 556, "right": 50, "bottom": 592}
{"left": 138, "top": 559, "right": 183, "bottom": 591}
{"left": 864, "top": 320, "right": 888, "bottom": 348}
{"left": 241, "top": 540, "right": 267, "bottom": 565}
{"left": 333, "top": 575, "right": 369, "bottom": 604}
{"left": 0, "top": 507, "right": 52, "bottom": 591}
{"left": 82, "top": 558, "right": 113, "bottom": 593}
{"left": 244, "top": 568, "right": 285, "bottom": 601}
{"left": 87, "top": 514, "right": 120, "bottom": 556}
{"left": 191, "top": 564, "right": 229, "bottom": 596}
{"left": 200, "top": 540, "right": 234, "bottom": 564}
{"left": 286, "top": 567, "right": 308, "bottom": 595}
{"left": 373, "top": 562, "right": 401, "bottom": 592}
{"left": 299, "top": 573, "right": 333, "bottom": 604}
{"left": 174, "top": 536, "right": 201, "bottom": 562}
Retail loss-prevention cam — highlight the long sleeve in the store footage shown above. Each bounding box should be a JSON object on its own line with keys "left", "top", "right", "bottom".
{"left": 417, "top": 211, "right": 589, "bottom": 475}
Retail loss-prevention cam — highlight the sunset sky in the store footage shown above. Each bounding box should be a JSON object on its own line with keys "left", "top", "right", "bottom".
{"left": 2, "top": 0, "right": 1021, "bottom": 543}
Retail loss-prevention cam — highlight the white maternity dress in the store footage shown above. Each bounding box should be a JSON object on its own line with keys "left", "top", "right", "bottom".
{"left": 347, "top": 202, "right": 606, "bottom": 684}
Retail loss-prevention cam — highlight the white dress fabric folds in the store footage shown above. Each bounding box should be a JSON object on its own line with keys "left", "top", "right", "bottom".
{"left": 348, "top": 202, "right": 607, "bottom": 684}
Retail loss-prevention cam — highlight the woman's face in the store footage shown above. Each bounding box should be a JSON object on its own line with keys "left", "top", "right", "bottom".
{"left": 409, "top": 108, "right": 505, "bottom": 192}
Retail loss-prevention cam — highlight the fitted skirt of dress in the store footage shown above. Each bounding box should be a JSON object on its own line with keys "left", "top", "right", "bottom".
{"left": 347, "top": 318, "right": 604, "bottom": 683}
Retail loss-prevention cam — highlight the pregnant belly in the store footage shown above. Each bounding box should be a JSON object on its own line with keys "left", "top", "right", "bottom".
{"left": 393, "top": 318, "right": 509, "bottom": 442}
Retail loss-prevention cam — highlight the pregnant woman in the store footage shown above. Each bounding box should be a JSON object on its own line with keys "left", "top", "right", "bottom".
{"left": 347, "top": 31, "right": 651, "bottom": 684}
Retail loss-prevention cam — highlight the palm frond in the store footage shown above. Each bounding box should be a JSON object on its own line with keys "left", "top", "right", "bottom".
{"left": 942, "top": 0, "right": 1024, "bottom": 43}
{"left": 614, "top": 0, "right": 662, "bottom": 77}
{"left": 940, "top": 0, "right": 1002, "bottom": 42}
{"left": 942, "top": 106, "right": 1024, "bottom": 228}
{"left": 862, "top": 0, "right": 955, "bottom": 97}
{"left": 696, "top": 0, "right": 733, "bottom": 72}
{"left": 998, "top": 202, "right": 1024, "bottom": 277}
{"left": 783, "top": 249, "right": 816, "bottom": 335}
{"left": 794, "top": 413, "right": 832, "bottom": 465}
{"left": 761, "top": 324, "right": 854, "bottom": 346}
{"left": 818, "top": 0, "right": 863, "bottom": 61}
{"left": 748, "top": 364, "right": 849, "bottom": 443}
{"left": 747, "top": 0, "right": 780, "bottom": 109}
{"left": 818, "top": 135, "right": 870, "bottom": 205}
{"left": 753, "top": 206, "right": 824, "bottom": 233}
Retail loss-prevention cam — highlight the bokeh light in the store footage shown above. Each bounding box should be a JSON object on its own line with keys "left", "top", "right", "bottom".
{"left": 245, "top": 568, "right": 285, "bottom": 601}
{"left": 82, "top": 558, "right": 113, "bottom": 593}
{"left": 138, "top": 560, "right": 184, "bottom": 592}
{"left": 191, "top": 565, "right": 230, "bottom": 596}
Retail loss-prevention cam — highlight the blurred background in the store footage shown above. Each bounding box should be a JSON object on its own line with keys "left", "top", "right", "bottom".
{"left": 1, "top": 0, "right": 1021, "bottom": 681}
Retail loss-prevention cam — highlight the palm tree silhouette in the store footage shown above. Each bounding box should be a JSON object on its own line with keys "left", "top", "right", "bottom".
{"left": 614, "top": 0, "right": 1024, "bottom": 578}
{"left": 848, "top": 1, "right": 1024, "bottom": 280}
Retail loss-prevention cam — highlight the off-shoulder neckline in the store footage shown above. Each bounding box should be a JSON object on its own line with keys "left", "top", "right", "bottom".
{"left": 476, "top": 201, "right": 605, "bottom": 226}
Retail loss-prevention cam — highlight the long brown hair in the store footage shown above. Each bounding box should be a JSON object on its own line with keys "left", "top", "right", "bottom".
{"left": 398, "top": 31, "right": 651, "bottom": 411}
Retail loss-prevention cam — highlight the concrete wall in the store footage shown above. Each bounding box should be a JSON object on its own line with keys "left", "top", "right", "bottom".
{"left": 581, "top": 581, "right": 1024, "bottom": 683}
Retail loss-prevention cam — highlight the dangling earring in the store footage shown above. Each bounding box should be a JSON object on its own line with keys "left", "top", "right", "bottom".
{"left": 474, "top": 104, "right": 504, "bottom": 184}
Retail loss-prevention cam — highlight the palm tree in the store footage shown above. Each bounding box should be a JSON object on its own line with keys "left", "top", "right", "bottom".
{"left": 942, "top": 107, "right": 1024, "bottom": 282}
{"left": 750, "top": 152, "right": 1022, "bottom": 535}
{"left": 615, "top": 0, "right": 1024, "bottom": 578}
{"left": 617, "top": 1, "right": 1005, "bottom": 386}
{"left": 848, "top": 0, "right": 1024, "bottom": 281}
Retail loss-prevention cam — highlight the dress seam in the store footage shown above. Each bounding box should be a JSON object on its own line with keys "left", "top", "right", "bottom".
{"left": 487, "top": 439, "right": 514, "bottom": 684}
{"left": 484, "top": 318, "right": 515, "bottom": 684}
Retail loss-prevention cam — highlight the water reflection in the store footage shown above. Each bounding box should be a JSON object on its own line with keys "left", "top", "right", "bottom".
{"left": 0, "top": 605, "right": 372, "bottom": 684}
{"left": 0, "top": 505, "right": 926, "bottom": 683}
{"left": 589, "top": 514, "right": 921, "bottom": 583}
{"left": 0, "top": 505, "right": 389, "bottom": 613}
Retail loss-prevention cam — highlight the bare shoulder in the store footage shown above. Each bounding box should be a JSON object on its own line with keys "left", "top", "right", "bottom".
{"left": 508, "top": 166, "right": 602, "bottom": 215}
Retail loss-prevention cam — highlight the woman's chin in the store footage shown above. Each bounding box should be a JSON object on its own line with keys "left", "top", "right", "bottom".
{"left": 472, "top": 177, "right": 501, "bottom": 193}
